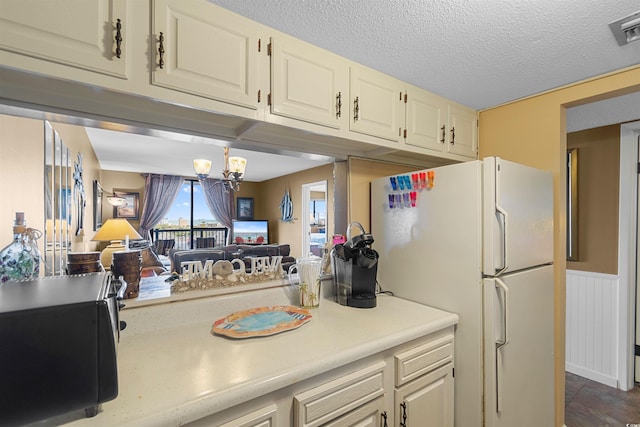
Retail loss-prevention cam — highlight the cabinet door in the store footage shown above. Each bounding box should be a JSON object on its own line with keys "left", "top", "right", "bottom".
{"left": 270, "top": 36, "right": 348, "bottom": 129}
{"left": 350, "top": 66, "right": 404, "bottom": 142}
{"left": 186, "top": 403, "right": 277, "bottom": 427}
{"left": 323, "top": 397, "right": 387, "bottom": 427}
{"left": 152, "top": 0, "right": 259, "bottom": 110}
{"left": 405, "top": 90, "right": 447, "bottom": 152}
{"left": 0, "top": 0, "right": 128, "bottom": 78}
{"left": 293, "top": 361, "right": 386, "bottom": 427}
{"left": 446, "top": 104, "right": 477, "bottom": 159}
{"left": 394, "top": 363, "right": 454, "bottom": 427}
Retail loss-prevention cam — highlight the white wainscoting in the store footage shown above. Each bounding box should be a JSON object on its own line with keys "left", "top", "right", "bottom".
{"left": 565, "top": 270, "right": 619, "bottom": 387}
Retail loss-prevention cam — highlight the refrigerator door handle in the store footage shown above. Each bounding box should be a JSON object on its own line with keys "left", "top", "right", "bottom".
{"left": 495, "top": 278, "right": 509, "bottom": 347}
{"left": 495, "top": 205, "right": 508, "bottom": 275}
{"left": 495, "top": 278, "right": 509, "bottom": 413}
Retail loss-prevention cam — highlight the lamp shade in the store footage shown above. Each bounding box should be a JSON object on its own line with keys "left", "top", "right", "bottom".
{"left": 92, "top": 218, "right": 142, "bottom": 242}
{"left": 92, "top": 219, "right": 142, "bottom": 269}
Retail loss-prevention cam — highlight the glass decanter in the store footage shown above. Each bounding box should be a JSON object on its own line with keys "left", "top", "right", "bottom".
{"left": 0, "top": 212, "right": 40, "bottom": 283}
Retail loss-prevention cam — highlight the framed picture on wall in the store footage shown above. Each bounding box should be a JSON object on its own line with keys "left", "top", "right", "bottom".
{"left": 113, "top": 190, "right": 140, "bottom": 220}
{"left": 237, "top": 197, "right": 254, "bottom": 220}
{"left": 93, "top": 180, "right": 103, "bottom": 230}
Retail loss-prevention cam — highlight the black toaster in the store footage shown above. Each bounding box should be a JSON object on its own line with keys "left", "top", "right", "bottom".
{"left": 0, "top": 272, "right": 122, "bottom": 425}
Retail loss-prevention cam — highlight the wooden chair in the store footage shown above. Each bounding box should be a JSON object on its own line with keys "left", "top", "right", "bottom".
{"left": 195, "top": 237, "right": 216, "bottom": 248}
{"left": 153, "top": 239, "right": 175, "bottom": 256}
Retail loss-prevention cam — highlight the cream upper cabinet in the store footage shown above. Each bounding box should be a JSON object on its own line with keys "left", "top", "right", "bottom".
{"left": 446, "top": 103, "right": 478, "bottom": 158}
{"left": 0, "top": 0, "right": 128, "bottom": 78}
{"left": 350, "top": 66, "right": 404, "bottom": 142}
{"left": 404, "top": 89, "right": 447, "bottom": 152}
{"left": 152, "top": 0, "right": 259, "bottom": 110}
{"left": 404, "top": 88, "right": 478, "bottom": 159}
{"left": 270, "top": 35, "right": 348, "bottom": 129}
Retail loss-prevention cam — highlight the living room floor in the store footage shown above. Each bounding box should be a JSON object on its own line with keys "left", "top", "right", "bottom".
{"left": 565, "top": 372, "right": 640, "bottom": 426}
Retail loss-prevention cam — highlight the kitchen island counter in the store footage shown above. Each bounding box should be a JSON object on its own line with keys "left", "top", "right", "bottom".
{"left": 47, "top": 286, "right": 458, "bottom": 426}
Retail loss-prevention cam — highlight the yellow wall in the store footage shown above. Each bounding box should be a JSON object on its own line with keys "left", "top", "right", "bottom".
{"left": 479, "top": 65, "right": 640, "bottom": 427}
{"left": 256, "top": 164, "right": 334, "bottom": 258}
{"left": 0, "top": 116, "right": 102, "bottom": 264}
{"left": 100, "top": 170, "right": 146, "bottom": 230}
{"left": 347, "top": 157, "right": 423, "bottom": 233}
{"left": 0, "top": 115, "right": 44, "bottom": 254}
{"left": 567, "top": 125, "right": 620, "bottom": 274}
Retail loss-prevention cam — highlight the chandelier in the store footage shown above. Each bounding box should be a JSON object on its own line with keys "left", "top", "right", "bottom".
{"left": 193, "top": 147, "right": 247, "bottom": 192}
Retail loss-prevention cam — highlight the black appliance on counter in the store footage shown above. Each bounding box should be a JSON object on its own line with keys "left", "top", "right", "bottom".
{"left": 0, "top": 272, "right": 123, "bottom": 425}
{"left": 331, "top": 222, "right": 379, "bottom": 308}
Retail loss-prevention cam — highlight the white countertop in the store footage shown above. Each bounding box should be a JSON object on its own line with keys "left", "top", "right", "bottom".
{"left": 41, "top": 286, "right": 458, "bottom": 427}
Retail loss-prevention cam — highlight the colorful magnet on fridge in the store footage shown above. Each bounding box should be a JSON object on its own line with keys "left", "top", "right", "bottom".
{"left": 390, "top": 177, "right": 398, "bottom": 191}
{"left": 410, "top": 191, "right": 417, "bottom": 207}
{"left": 411, "top": 173, "right": 419, "bottom": 189}
{"left": 388, "top": 194, "right": 395, "bottom": 209}
{"left": 427, "top": 171, "right": 435, "bottom": 189}
{"left": 403, "top": 192, "right": 410, "bottom": 208}
{"left": 419, "top": 172, "right": 427, "bottom": 189}
{"left": 398, "top": 176, "right": 406, "bottom": 190}
{"left": 405, "top": 175, "right": 412, "bottom": 190}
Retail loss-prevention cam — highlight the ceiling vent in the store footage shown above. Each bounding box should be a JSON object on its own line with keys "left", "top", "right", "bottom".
{"left": 609, "top": 11, "right": 640, "bottom": 45}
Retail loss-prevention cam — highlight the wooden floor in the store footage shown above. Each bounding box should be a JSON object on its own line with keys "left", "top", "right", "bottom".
{"left": 565, "top": 372, "right": 640, "bottom": 426}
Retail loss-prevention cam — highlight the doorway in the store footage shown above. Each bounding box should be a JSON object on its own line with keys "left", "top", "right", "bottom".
{"left": 301, "top": 181, "right": 327, "bottom": 258}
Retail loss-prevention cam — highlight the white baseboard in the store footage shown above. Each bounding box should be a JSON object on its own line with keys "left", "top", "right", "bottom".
{"left": 565, "top": 362, "right": 618, "bottom": 388}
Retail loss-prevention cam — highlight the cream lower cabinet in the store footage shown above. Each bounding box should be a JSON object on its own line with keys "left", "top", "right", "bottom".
{"left": 184, "top": 327, "right": 454, "bottom": 427}
{"left": 293, "top": 361, "right": 387, "bottom": 427}
{"left": 393, "top": 332, "right": 455, "bottom": 427}
{"left": 322, "top": 397, "right": 387, "bottom": 427}
{"left": 0, "top": 0, "right": 128, "bottom": 78}
{"left": 394, "top": 364, "right": 454, "bottom": 427}
{"left": 151, "top": 0, "right": 260, "bottom": 110}
{"left": 269, "top": 35, "right": 349, "bottom": 130}
{"left": 186, "top": 403, "right": 278, "bottom": 427}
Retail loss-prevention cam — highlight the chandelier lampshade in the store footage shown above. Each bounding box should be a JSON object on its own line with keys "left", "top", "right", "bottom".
{"left": 193, "top": 148, "right": 247, "bottom": 192}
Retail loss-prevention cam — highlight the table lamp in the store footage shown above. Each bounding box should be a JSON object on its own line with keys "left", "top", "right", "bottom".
{"left": 92, "top": 218, "right": 142, "bottom": 269}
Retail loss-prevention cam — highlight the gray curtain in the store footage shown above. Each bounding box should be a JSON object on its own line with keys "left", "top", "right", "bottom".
{"left": 138, "top": 174, "right": 184, "bottom": 240}
{"left": 200, "top": 179, "right": 234, "bottom": 244}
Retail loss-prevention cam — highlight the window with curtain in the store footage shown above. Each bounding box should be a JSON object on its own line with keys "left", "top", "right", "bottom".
{"left": 153, "top": 180, "right": 221, "bottom": 249}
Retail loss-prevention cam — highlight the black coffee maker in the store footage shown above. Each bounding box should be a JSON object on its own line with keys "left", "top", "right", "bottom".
{"left": 331, "top": 222, "right": 379, "bottom": 308}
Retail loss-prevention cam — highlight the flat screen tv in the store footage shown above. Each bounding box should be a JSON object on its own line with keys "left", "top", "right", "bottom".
{"left": 232, "top": 220, "right": 269, "bottom": 245}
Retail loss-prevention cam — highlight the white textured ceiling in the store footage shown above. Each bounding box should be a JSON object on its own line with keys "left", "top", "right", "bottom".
{"left": 208, "top": 0, "right": 640, "bottom": 110}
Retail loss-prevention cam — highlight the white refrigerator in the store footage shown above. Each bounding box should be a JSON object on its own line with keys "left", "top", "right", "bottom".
{"left": 370, "top": 157, "right": 555, "bottom": 427}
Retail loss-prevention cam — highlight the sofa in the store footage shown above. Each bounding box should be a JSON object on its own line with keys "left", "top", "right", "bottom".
{"left": 168, "top": 244, "right": 296, "bottom": 274}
